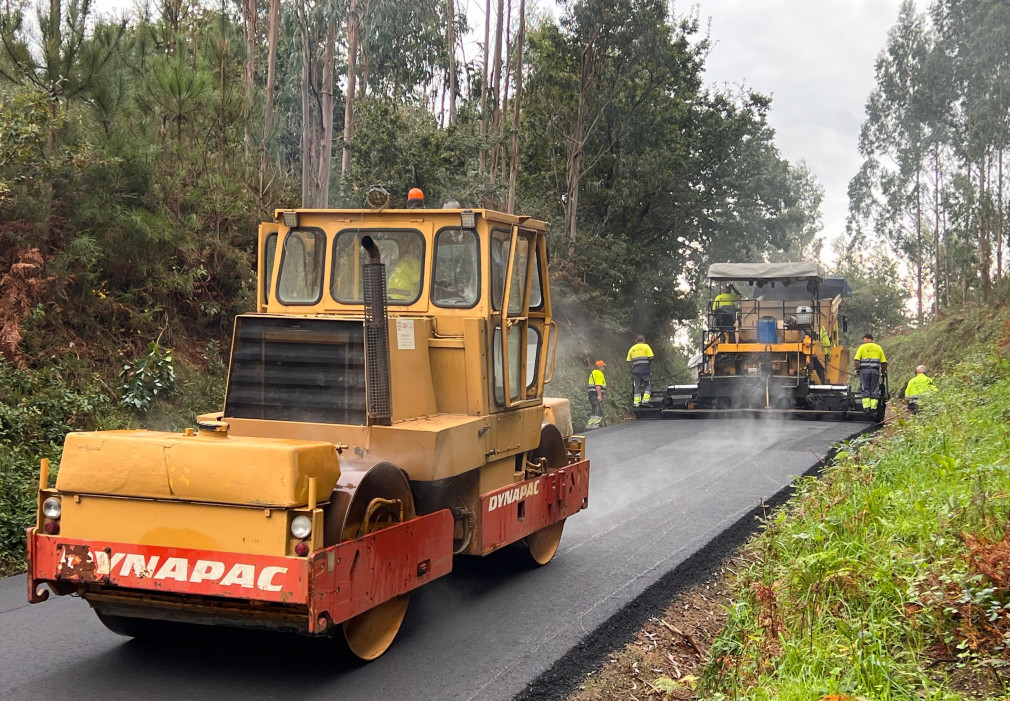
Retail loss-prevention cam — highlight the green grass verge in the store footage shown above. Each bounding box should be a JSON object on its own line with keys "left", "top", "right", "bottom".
{"left": 701, "top": 350, "right": 1010, "bottom": 699}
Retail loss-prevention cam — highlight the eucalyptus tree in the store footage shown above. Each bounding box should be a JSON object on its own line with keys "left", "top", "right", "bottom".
{"left": 357, "top": 0, "right": 448, "bottom": 99}
{"left": 927, "top": 0, "right": 1010, "bottom": 296}
{"left": 849, "top": 0, "right": 933, "bottom": 323}
{"left": 505, "top": 0, "right": 525, "bottom": 213}
{"left": 337, "top": 0, "right": 455, "bottom": 193}
{"left": 262, "top": 0, "right": 280, "bottom": 143}
{"left": 341, "top": 0, "right": 357, "bottom": 183}
{"left": 292, "top": 0, "right": 340, "bottom": 207}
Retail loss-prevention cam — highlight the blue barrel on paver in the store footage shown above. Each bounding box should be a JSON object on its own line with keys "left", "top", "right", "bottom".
{"left": 757, "top": 317, "right": 777, "bottom": 343}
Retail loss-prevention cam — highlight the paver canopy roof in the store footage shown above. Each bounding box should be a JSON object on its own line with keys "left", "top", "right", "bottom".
{"left": 706, "top": 262, "right": 824, "bottom": 281}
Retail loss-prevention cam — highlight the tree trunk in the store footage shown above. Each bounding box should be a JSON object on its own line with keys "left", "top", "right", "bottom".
{"left": 44, "top": 0, "right": 62, "bottom": 153}
{"left": 487, "top": 0, "right": 504, "bottom": 191}
{"left": 478, "top": 0, "right": 491, "bottom": 177}
{"left": 933, "top": 142, "right": 941, "bottom": 315}
{"left": 446, "top": 0, "right": 456, "bottom": 125}
{"left": 979, "top": 156, "right": 991, "bottom": 295}
{"left": 219, "top": 36, "right": 228, "bottom": 171}
{"left": 506, "top": 0, "right": 525, "bottom": 214}
{"left": 998, "top": 147, "right": 1004, "bottom": 282}
{"left": 300, "top": 16, "right": 312, "bottom": 206}
{"left": 564, "top": 32, "right": 597, "bottom": 243}
{"left": 263, "top": 0, "right": 280, "bottom": 144}
{"left": 317, "top": 22, "right": 335, "bottom": 208}
{"left": 242, "top": 0, "right": 257, "bottom": 157}
{"left": 358, "top": 52, "right": 369, "bottom": 98}
{"left": 438, "top": 79, "right": 445, "bottom": 128}
{"left": 341, "top": 0, "right": 360, "bottom": 188}
{"left": 915, "top": 168, "right": 922, "bottom": 324}
{"left": 494, "top": 0, "right": 513, "bottom": 185}
{"left": 357, "top": 0, "right": 371, "bottom": 98}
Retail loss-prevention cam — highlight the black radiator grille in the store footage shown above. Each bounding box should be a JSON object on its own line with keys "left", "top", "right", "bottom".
{"left": 224, "top": 316, "right": 367, "bottom": 424}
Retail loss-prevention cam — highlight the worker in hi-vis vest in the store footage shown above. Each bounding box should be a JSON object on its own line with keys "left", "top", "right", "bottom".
{"left": 904, "top": 364, "right": 936, "bottom": 414}
{"left": 819, "top": 325, "right": 832, "bottom": 360}
{"left": 626, "top": 335, "right": 654, "bottom": 407}
{"left": 711, "top": 283, "right": 742, "bottom": 309}
{"left": 586, "top": 360, "right": 607, "bottom": 430}
{"left": 853, "top": 333, "right": 887, "bottom": 412}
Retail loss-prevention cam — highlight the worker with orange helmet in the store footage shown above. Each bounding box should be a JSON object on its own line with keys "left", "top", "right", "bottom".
{"left": 406, "top": 187, "right": 425, "bottom": 208}
{"left": 586, "top": 360, "right": 607, "bottom": 430}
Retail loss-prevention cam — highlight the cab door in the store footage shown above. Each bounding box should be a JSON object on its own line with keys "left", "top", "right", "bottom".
{"left": 490, "top": 226, "right": 538, "bottom": 408}
{"left": 526, "top": 233, "right": 552, "bottom": 397}
{"left": 258, "top": 222, "right": 279, "bottom": 312}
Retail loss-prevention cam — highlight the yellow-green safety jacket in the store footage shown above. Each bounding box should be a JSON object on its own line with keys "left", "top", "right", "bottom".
{"left": 388, "top": 255, "right": 421, "bottom": 300}
{"left": 711, "top": 292, "right": 742, "bottom": 309}
{"left": 820, "top": 326, "right": 832, "bottom": 360}
{"left": 854, "top": 342, "right": 886, "bottom": 369}
{"left": 626, "top": 343, "right": 654, "bottom": 367}
{"left": 905, "top": 373, "right": 936, "bottom": 398}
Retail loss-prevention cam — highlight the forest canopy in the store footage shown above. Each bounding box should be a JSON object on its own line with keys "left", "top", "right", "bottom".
{"left": 0, "top": 0, "right": 822, "bottom": 364}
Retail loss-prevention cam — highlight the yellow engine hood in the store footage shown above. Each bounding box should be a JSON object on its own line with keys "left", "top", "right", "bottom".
{"left": 55, "top": 430, "right": 341, "bottom": 507}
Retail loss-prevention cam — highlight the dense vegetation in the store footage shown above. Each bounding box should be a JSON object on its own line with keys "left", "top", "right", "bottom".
{"left": 0, "top": 0, "right": 826, "bottom": 571}
{"left": 698, "top": 293, "right": 1010, "bottom": 699}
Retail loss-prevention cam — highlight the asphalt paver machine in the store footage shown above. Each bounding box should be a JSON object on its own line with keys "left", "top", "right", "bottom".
{"left": 653, "top": 262, "right": 878, "bottom": 419}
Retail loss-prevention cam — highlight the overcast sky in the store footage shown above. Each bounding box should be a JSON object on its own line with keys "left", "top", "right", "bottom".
{"left": 696, "top": 0, "right": 929, "bottom": 260}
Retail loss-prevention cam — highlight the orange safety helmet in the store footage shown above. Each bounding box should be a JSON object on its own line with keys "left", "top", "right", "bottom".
{"left": 595, "top": 360, "right": 606, "bottom": 368}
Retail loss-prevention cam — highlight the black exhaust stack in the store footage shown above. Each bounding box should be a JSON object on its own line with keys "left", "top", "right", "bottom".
{"left": 361, "top": 236, "right": 392, "bottom": 426}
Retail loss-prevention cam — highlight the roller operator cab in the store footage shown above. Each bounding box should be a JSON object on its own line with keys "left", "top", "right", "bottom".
{"left": 652, "top": 262, "right": 875, "bottom": 420}
{"left": 26, "top": 202, "right": 590, "bottom": 660}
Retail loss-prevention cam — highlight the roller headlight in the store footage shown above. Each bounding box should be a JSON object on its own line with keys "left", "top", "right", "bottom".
{"left": 290, "top": 515, "right": 312, "bottom": 539}
{"left": 42, "top": 497, "right": 61, "bottom": 519}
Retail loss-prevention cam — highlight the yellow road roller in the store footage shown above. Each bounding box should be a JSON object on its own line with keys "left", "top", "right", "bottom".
{"left": 26, "top": 195, "right": 589, "bottom": 659}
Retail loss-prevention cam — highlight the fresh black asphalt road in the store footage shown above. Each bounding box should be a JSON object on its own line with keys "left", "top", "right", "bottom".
{"left": 0, "top": 417, "right": 869, "bottom": 701}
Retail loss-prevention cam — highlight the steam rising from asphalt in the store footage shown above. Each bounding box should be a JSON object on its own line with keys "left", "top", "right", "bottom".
{"left": 579, "top": 416, "right": 813, "bottom": 524}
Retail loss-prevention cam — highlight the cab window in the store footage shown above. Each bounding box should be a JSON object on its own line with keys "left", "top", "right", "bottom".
{"left": 529, "top": 247, "right": 543, "bottom": 311}
{"left": 526, "top": 326, "right": 541, "bottom": 388}
{"left": 508, "top": 234, "right": 531, "bottom": 315}
{"left": 263, "top": 232, "right": 277, "bottom": 303}
{"left": 432, "top": 227, "right": 480, "bottom": 308}
{"left": 492, "top": 325, "right": 523, "bottom": 404}
{"left": 331, "top": 229, "right": 424, "bottom": 304}
{"left": 276, "top": 229, "right": 325, "bottom": 304}
{"left": 491, "top": 229, "right": 510, "bottom": 311}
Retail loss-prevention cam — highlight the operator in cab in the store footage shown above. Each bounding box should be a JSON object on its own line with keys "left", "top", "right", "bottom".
{"left": 388, "top": 234, "right": 423, "bottom": 301}
{"left": 711, "top": 283, "right": 742, "bottom": 309}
